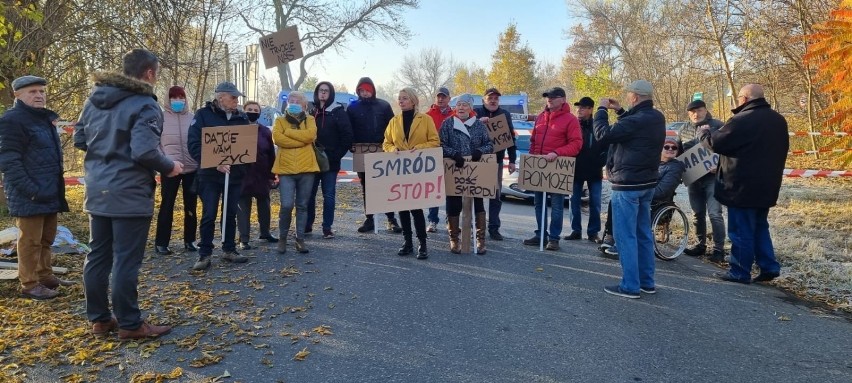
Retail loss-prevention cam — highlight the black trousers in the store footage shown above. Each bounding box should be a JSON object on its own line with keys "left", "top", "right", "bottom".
{"left": 398, "top": 209, "right": 426, "bottom": 239}
{"left": 154, "top": 172, "right": 197, "bottom": 246}
{"left": 446, "top": 196, "right": 485, "bottom": 217}
{"left": 358, "top": 171, "right": 396, "bottom": 221}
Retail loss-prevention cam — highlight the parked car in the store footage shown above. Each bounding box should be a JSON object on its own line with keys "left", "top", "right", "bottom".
{"left": 666, "top": 121, "right": 687, "bottom": 137}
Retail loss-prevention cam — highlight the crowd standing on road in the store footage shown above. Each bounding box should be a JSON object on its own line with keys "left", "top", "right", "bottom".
{"left": 0, "top": 46, "right": 793, "bottom": 342}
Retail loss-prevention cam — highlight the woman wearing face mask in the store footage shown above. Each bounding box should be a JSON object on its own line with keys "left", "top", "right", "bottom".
{"left": 236, "top": 101, "right": 278, "bottom": 250}
{"left": 382, "top": 87, "right": 440, "bottom": 259}
{"left": 272, "top": 91, "right": 318, "bottom": 254}
{"left": 154, "top": 86, "right": 198, "bottom": 255}
{"left": 439, "top": 94, "right": 493, "bottom": 255}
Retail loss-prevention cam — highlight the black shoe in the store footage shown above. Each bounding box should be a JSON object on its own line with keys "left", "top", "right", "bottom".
{"left": 713, "top": 271, "right": 750, "bottom": 284}
{"left": 357, "top": 218, "right": 375, "bottom": 233}
{"left": 259, "top": 235, "right": 279, "bottom": 243}
{"left": 184, "top": 242, "right": 198, "bottom": 252}
{"left": 604, "top": 285, "right": 640, "bottom": 299}
{"left": 588, "top": 234, "right": 601, "bottom": 243}
{"left": 752, "top": 271, "right": 780, "bottom": 283}
{"left": 707, "top": 249, "right": 726, "bottom": 263}
{"left": 304, "top": 227, "right": 313, "bottom": 235}
{"left": 387, "top": 219, "right": 403, "bottom": 233}
{"left": 397, "top": 239, "right": 413, "bottom": 256}
{"left": 563, "top": 232, "right": 582, "bottom": 240}
{"left": 239, "top": 242, "right": 252, "bottom": 250}
{"left": 489, "top": 229, "right": 504, "bottom": 241}
{"left": 684, "top": 245, "right": 706, "bottom": 257}
{"left": 155, "top": 246, "right": 172, "bottom": 255}
{"left": 523, "top": 235, "right": 541, "bottom": 246}
{"left": 416, "top": 239, "right": 428, "bottom": 259}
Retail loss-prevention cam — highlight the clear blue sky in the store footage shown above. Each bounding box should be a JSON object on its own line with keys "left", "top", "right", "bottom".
{"left": 263, "top": 0, "right": 577, "bottom": 88}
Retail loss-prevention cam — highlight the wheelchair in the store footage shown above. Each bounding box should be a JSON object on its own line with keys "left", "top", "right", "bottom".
{"left": 651, "top": 201, "right": 690, "bottom": 261}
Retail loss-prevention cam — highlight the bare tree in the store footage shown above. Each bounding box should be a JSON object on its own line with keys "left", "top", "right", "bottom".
{"left": 394, "top": 47, "right": 456, "bottom": 109}
{"left": 240, "top": 0, "right": 418, "bottom": 91}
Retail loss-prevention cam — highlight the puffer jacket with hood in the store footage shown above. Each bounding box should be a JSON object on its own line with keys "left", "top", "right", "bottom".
{"left": 74, "top": 72, "right": 175, "bottom": 217}
{"left": 161, "top": 106, "right": 197, "bottom": 173}
{"left": 312, "top": 81, "right": 353, "bottom": 172}
{"left": 187, "top": 100, "right": 251, "bottom": 184}
{"left": 347, "top": 77, "right": 394, "bottom": 144}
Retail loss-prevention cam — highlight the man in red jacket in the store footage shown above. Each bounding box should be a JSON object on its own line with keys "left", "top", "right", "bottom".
{"left": 523, "top": 87, "right": 582, "bottom": 250}
{"left": 424, "top": 86, "right": 454, "bottom": 233}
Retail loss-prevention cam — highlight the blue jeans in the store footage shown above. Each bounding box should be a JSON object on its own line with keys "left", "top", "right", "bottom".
{"left": 307, "top": 170, "right": 338, "bottom": 230}
{"left": 279, "top": 173, "right": 315, "bottom": 239}
{"left": 427, "top": 207, "right": 440, "bottom": 224}
{"left": 570, "top": 178, "right": 602, "bottom": 236}
{"left": 197, "top": 181, "right": 241, "bottom": 257}
{"left": 726, "top": 206, "right": 780, "bottom": 280}
{"left": 533, "top": 191, "right": 565, "bottom": 240}
{"left": 612, "top": 188, "right": 655, "bottom": 294}
{"left": 487, "top": 159, "right": 504, "bottom": 230}
{"left": 688, "top": 175, "right": 725, "bottom": 251}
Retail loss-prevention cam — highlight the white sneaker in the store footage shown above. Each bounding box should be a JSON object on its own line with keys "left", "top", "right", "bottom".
{"left": 426, "top": 222, "right": 438, "bottom": 233}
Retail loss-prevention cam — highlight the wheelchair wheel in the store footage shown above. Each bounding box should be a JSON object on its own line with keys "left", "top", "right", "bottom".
{"left": 653, "top": 204, "right": 689, "bottom": 261}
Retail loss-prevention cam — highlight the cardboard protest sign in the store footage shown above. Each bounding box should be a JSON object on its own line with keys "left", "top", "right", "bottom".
{"left": 364, "top": 148, "right": 444, "bottom": 215}
{"left": 517, "top": 154, "right": 576, "bottom": 194}
{"left": 200, "top": 125, "right": 258, "bottom": 168}
{"left": 352, "top": 143, "right": 383, "bottom": 172}
{"left": 485, "top": 114, "right": 514, "bottom": 152}
{"left": 677, "top": 144, "right": 719, "bottom": 186}
{"left": 443, "top": 154, "right": 499, "bottom": 199}
{"left": 259, "top": 26, "right": 305, "bottom": 69}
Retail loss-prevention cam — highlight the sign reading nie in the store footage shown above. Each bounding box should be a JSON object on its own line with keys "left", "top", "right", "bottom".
{"left": 352, "top": 143, "right": 383, "bottom": 172}
{"left": 259, "top": 26, "right": 305, "bottom": 69}
{"left": 200, "top": 125, "right": 258, "bottom": 169}
{"left": 517, "top": 154, "right": 576, "bottom": 194}
{"left": 364, "top": 148, "right": 445, "bottom": 214}
{"left": 677, "top": 144, "right": 719, "bottom": 186}
{"left": 443, "top": 154, "right": 499, "bottom": 199}
{"left": 484, "top": 114, "right": 514, "bottom": 152}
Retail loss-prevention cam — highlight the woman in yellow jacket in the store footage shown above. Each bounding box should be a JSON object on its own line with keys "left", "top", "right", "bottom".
{"left": 272, "top": 91, "right": 318, "bottom": 254}
{"left": 382, "top": 87, "right": 440, "bottom": 259}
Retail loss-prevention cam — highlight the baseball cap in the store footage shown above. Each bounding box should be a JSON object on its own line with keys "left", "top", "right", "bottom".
{"left": 484, "top": 87, "right": 502, "bottom": 97}
{"left": 574, "top": 97, "right": 594, "bottom": 108}
{"left": 542, "top": 87, "right": 566, "bottom": 98}
{"left": 436, "top": 86, "right": 450, "bottom": 97}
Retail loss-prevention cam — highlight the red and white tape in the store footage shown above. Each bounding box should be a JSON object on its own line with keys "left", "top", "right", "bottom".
{"left": 783, "top": 169, "right": 852, "bottom": 178}
{"left": 789, "top": 131, "right": 849, "bottom": 137}
{"left": 788, "top": 148, "right": 852, "bottom": 156}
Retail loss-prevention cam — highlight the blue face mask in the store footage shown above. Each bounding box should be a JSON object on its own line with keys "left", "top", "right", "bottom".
{"left": 286, "top": 103, "right": 303, "bottom": 114}
{"left": 170, "top": 99, "right": 186, "bottom": 113}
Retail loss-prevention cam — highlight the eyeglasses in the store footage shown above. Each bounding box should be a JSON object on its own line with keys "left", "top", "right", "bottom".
{"left": 318, "top": 89, "right": 330, "bottom": 93}
{"left": 663, "top": 145, "right": 678, "bottom": 150}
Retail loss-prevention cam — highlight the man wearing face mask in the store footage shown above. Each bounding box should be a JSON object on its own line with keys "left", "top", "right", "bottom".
{"left": 154, "top": 86, "right": 198, "bottom": 255}
{"left": 187, "top": 82, "right": 250, "bottom": 271}
{"left": 594, "top": 80, "right": 666, "bottom": 299}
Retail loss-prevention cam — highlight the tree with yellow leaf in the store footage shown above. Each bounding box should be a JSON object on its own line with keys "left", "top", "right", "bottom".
{"left": 487, "top": 23, "right": 538, "bottom": 96}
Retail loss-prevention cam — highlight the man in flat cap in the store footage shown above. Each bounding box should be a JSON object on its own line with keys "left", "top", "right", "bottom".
{"left": 75, "top": 48, "right": 181, "bottom": 338}
{"left": 187, "top": 81, "right": 251, "bottom": 271}
{"left": 679, "top": 99, "right": 726, "bottom": 262}
{"left": 0, "top": 75, "right": 71, "bottom": 300}
{"left": 564, "top": 96, "right": 607, "bottom": 244}
{"left": 594, "top": 80, "right": 666, "bottom": 299}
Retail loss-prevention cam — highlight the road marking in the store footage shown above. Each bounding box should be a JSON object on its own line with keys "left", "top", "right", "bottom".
{"left": 354, "top": 260, "right": 411, "bottom": 271}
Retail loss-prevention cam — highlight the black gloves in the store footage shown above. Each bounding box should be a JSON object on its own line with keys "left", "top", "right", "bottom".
{"left": 453, "top": 153, "right": 465, "bottom": 168}
{"left": 471, "top": 150, "right": 482, "bottom": 162}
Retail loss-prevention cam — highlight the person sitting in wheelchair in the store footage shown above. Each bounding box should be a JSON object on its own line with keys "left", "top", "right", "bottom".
{"left": 652, "top": 137, "right": 686, "bottom": 241}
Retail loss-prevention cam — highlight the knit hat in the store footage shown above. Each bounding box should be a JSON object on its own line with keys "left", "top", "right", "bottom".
{"left": 456, "top": 94, "right": 475, "bottom": 106}
{"left": 168, "top": 86, "right": 186, "bottom": 99}
{"left": 664, "top": 136, "right": 679, "bottom": 145}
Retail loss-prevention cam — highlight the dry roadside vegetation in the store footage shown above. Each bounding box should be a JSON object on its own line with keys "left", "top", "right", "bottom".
{"left": 0, "top": 179, "right": 849, "bottom": 381}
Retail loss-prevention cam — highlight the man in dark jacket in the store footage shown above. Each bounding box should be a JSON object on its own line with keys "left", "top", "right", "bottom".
{"left": 0, "top": 75, "right": 71, "bottom": 300}
{"left": 347, "top": 76, "right": 401, "bottom": 233}
{"left": 307, "top": 81, "right": 353, "bottom": 239}
{"left": 564, "top": 96, "right": 607, "bottom": 243}
{"left": 75, "top": 49, "right": 180, "bottom": 339}
{"left": 680, "top": 100, "right": 726, "bottom": 262}
{"left": 187, "top": 82, "right": 251, "bottom": 270}
{"left": 702, "top": 84, "right": 788, "bottom": 284}
{"left": 474, "top": 87, "right": 517, "bottom": 240}
{"left": 594, "top": 80, "right": 666, "bottom": 299}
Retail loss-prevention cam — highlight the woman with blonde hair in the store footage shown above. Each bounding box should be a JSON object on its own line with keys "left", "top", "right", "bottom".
{"left": 272, "top": 91, "right": 318, "bottom": 254}
{"left": 382, "top": 88, "right": 440, "bottom": 259}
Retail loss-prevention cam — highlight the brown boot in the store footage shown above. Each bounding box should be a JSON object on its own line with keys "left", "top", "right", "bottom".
{"left": 40, "top": 275, "right": 75, "bottom": 289}
{"left": 447, "top": 216, "right": 461, "bottom": 254}
{"left": 20, "top": 284, "right": 59, "bottom": 300}
{"left": 475, "top": 212, "right": 487, "bottom": 255}
{"left": 118, "top": 321, "right": 172, "bottom": 340}
{"left": 91, "top": 317, "right": 118, "bottom": 337}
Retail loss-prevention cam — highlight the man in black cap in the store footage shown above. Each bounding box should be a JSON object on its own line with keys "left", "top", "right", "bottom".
{"left": 679, "top": 99, "right": 726, "bottom": 262}
{"left": 0, "top": 75, "right": 71, "bottom": 300}
{"left": 187, "top": 81, "right": 252, "bottom": 270}
{"left": 564, "top": 96, "right": 607, "bottom": 243}
{"left": 474, "top": 87, "right": 517, "bottom": 240}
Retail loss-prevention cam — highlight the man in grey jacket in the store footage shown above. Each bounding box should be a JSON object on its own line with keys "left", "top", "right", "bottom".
{"left": 679, "top": 100, "right": 726, "bottom": 262}
{"left": 75, "top": 49, "right": 182, "bottom": 340}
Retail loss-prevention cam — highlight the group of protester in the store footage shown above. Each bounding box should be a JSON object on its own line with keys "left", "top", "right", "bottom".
{"left": 0, "top": 47, "right": 789, "bottom": 340}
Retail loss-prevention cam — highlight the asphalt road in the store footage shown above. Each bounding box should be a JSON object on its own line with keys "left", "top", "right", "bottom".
{"left": 28, "top": 183, "right": 852, "bottom": 383}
